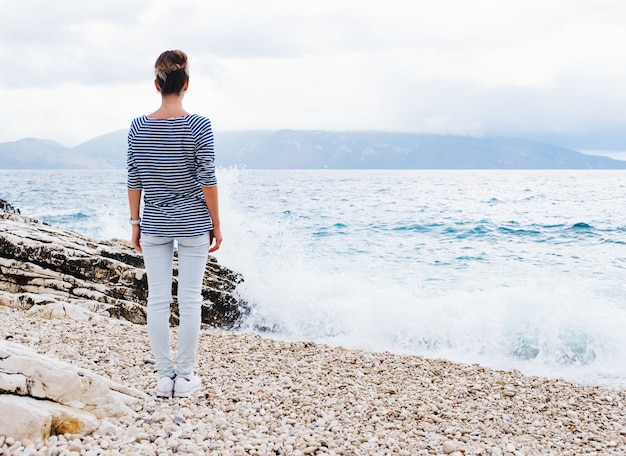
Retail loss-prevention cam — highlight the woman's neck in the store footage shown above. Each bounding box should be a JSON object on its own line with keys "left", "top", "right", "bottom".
{"left": 149, "top": 93, "right": 189, "bottom": 119}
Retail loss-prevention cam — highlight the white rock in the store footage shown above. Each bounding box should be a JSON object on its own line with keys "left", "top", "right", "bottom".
{"left": 0, "top": 395, "right": 97, "bottom": 443}
{"left": 0, "top": 371, "right": 27, "bottom": 393}
{"left": 0, "top": 340, "right": 146, "bottom": 443}
{"left": 442, "top": 440, "right": 457, "bottom": 454}
{"left": 27, "top": 302, "right": 102, "bottom": 322}
{"left": 0, "top": 340, "right": 145, "bottom": 409}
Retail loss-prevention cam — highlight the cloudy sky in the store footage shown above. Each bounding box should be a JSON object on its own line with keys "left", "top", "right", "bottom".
{"left": 1, "top": 0, "right": 626, "bottom": 151}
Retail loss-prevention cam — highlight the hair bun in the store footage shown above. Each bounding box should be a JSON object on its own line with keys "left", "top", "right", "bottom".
{"left": 155, "top": 50, "right": 189, "bottom": 81}
{"left": 153, "top": 50, "right": 190, "bottom": 95}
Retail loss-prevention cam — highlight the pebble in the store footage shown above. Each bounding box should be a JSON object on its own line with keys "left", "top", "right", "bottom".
{"left": 2, "top": 305, "right": 626, "bottom": 455}
{"left": 442, "top": 440, "right": 457, "bottom": 453}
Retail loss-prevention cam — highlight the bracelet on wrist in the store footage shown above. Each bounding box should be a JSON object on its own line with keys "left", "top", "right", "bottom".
{"left": 129, "top": 218, "right": 141, "bottom": 225}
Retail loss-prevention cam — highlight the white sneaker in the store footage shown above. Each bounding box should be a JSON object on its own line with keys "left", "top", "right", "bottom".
{"left": 174, "top": 375, "right": 201, "bottom": 397}
{"left": 156, "top": 376, "right": 175, "bottom": 398}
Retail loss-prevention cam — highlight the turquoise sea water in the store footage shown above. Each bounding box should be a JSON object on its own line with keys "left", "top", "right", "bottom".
{"left": 2, "top": 169, "right": 626, "bottom": 387}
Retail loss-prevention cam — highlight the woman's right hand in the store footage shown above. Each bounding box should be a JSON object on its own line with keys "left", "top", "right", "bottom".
{"left": 209, "top": 227, "right": 222, "bottom": 252}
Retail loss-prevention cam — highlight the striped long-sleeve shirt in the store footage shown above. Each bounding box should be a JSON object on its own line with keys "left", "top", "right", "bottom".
{"left": 127, "top": 114, "right": 217, "bottom": 237}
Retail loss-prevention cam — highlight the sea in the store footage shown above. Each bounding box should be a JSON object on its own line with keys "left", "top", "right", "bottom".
{"left": 2, "top": 168, "right": 626, "bottom": 388}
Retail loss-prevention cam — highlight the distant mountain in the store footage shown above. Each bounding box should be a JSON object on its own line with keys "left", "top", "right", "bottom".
{"left": 71, "top": 130, "right": 127, "bottom": 168}
{"left": 0, "top": 138, "right": 114, "bottom": 169}
{"left": 2, "top": 130, "right": 626, "bottom": 169}
{"left": 216, "top": 130, "right": 626, "bottom": 169}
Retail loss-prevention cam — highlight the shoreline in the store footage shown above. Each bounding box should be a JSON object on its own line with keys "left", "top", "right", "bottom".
{"left": 2, "top": 305, "right": 626, "bottom": 455}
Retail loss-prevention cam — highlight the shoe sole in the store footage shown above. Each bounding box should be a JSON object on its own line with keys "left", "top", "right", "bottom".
{"left": 156, "top": 390, "right": 173, "bottom": 398}
{"left": 173, "top": 384, "right": 201, "bottom": 398}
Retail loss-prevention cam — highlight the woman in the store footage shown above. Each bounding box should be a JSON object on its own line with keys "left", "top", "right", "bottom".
{"left": 127, "top": 50, "right": 222, "bottom": 398}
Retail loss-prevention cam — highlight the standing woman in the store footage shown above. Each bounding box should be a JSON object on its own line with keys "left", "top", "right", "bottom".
{"left": 127, "top": 50, "right": 222, "bottom": 398}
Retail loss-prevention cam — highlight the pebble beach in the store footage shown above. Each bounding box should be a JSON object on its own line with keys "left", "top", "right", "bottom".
{"left": 2, "top": 306, "right": 626, "bottom": 456}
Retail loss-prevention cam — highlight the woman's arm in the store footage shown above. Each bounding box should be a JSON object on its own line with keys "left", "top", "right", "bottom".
{"left": 202, "top": 185, "right": 222, "bottom": 252}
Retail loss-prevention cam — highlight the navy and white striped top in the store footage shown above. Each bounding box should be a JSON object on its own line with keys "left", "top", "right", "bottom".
{"left": 127, "top": 114, "right": 217, "bottom": 237}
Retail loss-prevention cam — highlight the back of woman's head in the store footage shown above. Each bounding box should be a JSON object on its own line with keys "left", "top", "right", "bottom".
{"left": 155, "top": 50, "right": 189, "bottom": 95}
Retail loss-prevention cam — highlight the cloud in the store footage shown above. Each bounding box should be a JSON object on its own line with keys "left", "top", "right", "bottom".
{"left": 1, "top": 0, "right": 626, "bottom": 147}
{"left": 0, "top": 1, "right": 153, "bottom": 88}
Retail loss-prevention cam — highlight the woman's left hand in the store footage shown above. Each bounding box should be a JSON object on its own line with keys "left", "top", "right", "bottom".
{"left": 131, "top": 225, "right": 142, "bottom": 253}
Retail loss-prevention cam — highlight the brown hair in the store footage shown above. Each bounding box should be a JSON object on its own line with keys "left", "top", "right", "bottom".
{"left": 154, "top": 50, "right": 189, "bottom": 95}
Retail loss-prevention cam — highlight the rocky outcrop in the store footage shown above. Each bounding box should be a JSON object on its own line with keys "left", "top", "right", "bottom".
{"left": 0, "top": 339, "right": 146, "bottom": 443}
{"left": 0, "top": 203, "right": 249, "bottom": 328}
{"left": 0, "top": 198, "right": 19, "bottom": 214}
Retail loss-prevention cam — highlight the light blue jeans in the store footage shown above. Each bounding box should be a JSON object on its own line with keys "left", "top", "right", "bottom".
{"left": 141, "top": 233, "right": 210, "bottom": 380}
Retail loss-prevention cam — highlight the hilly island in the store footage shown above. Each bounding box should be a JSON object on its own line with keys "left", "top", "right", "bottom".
{"left": 1, "top": 129, "right": 625, "bottom": 169}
